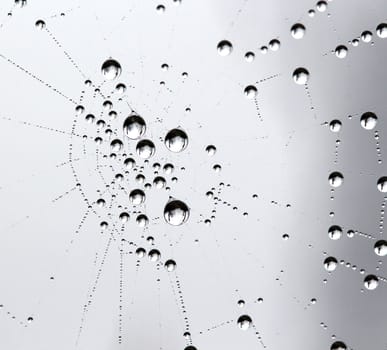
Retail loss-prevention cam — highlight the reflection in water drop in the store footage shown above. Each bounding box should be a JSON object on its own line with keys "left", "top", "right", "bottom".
{"left": 360, "top": 112, "right": 377, "bottom": 130}
{"left": 237, "top": 315, "right": 252, "bottom": 330}
{"left": 129, "top": 189, "right": 146, "bottom": 205}
{"left": 335, "top": 45, "right": 348, "bottom": 58}
{"left": 35, "top": 20, "right": 45, "bottom": 29}
{"left": 328, "top": 225, "right": 342, "bottom": 240}
{"left": 293, "top": 68, "right": 309, "bottom": 85}
{"left": 165, "top": 128, "right": 188, "bottom": 152}
{"left": 328, "top": 172, "right": 344, "bottom": 187}
{"left": 324, "top": 257, "right": 338, "bottom": 272}
{"left": 123, "top": 115, "right": 146, "bottom": 139}
{"left": 291, "top": 23, "right": 305, "bottom": 39}
{"left": 110, "top": 139, "right": 123, "bottom": 152}
{"left": 101, "top": 59, "right": 122, "bottom": 80}
{"left": 244, "top": 85, "right": 257, "bottom": 99}
{"left": 164, "top": 259, "right": 176, "bottom": 271}
{"left": 217, "top": 40, "right": 233, "bottom": 56}
{"left": 364, "top": 275, "right": 379, "bottom": 290}
{"left": 374, "top": 240, "right": 387, "bottom": 256}
{"left": 331, "top": 341, "right": 347, "bottom": 350}
{"left": 164, "top": 200, "right": 189, "bottom": 226}
{"left": 376, "top": 23, "right": 387, "bottom": 38}
{"left": 136, "top": 139, "right": 155, "bottom": 159}
{"left": 149, "top": 249, "right": 161, "bottom": 262}
{"left": 206, "top": 145, "right": 216, "bottom": 156}
{"left": 377, "top": 177, "right": 387, "bottom": 192}
{"left": 329, "top": 120, "right": 342, "bottom": 132}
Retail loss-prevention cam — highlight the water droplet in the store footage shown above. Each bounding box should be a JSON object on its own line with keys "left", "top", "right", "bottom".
{"left": 119, "top": 212, "right": 130, "bottom": 223}
{"left": 364, "top": 275, "right": 379, "bottom": 290}
{"left": 376, "top": 23, "right": 387, "bottom": 38}
{"left": 206, "top": 145, "right": 216, "bottom": 156}
{"left": 377, "top": 177, "right": 387, "bottom": 192}
{"left": 329, "top": 120, "right": 342, "bottom": 132}
{"left": 361, "top": 31, "right": 373, "bottom": 43}
{"left": 245, "top": 51, "right": 255, "bottom": 62}
{"left": 331, "top": 341, "right": 347, "bottom": 350}
{"left": 164, "top": 200, "right": 189, "bottom": 226}
{"left": 164, "top": 259, "right": 176, "bottom": 271}
{"left": 129, "top": 189, "right": 146, "bottom": 205}
{"left": 136, "top": 248, "right": 146, "bottom": 258}
{"left": 293, "top": 68, "right": 309, "bottom": 85}
{"left": 101, "top": 59, "right": 121, "bottom": 80}
{"left": 35, "top": 20, "right": 45, "bottom": 29}
{"left": 136, "top": 214, "right": 149, "bottom": 227}
{"left": 244, "top": 85, "right": 257, "bottom": 99}
{"left": 165, "top": 128, "right": 188, "bottom": 152}
{"left": 291, "top": 23, "right": 306, "bottom": 39}
{"left": 237, "top": 315, "right": 252, "bottom": 330}
{"left": 328, "top": 172, "right": 344, "bottom": 187}
{"left": 110, "top": 139, "right": 123, "bottom": 152}
{"left": 374, "top": 240, "right": 387, "bottom": 256}
{"left": 123, "top": 115, "right": 146, "bottom": 139}
{"left": 149, "top": 249, "right": 161, "bottom": 262}
{"left": 269, "top": 39, "right": 280, "bottom": 51}
{"left": 217, "top": 40, "right": 233, "bottom": 56}
{"left": 328, "top": 225, "right": 342, "bottom": 240}
{"left": 324, "top": 257, "right": 338, "bottom": 271}
{"left": 316, "top": 1, "right": 327, "bottom": 12}
{"left": 136, "top": 140, "right": 155, "bottom": 159}
{"left": 237, "top": 299, "right": 245, "bottom": 307}
{"left": 335, "top": 45, "right": 348, "bottom": 58}
{"left": 360, "top": 112, "right": 377, "bottom": 130}
{"left": 15, "top": 0, "right": 27, "bottom": 8}
{"left": 156, "top": 4, "right": 165, "bottom": 13}
{"left": 153, "top": 176, "right": 166, "bottom": 189}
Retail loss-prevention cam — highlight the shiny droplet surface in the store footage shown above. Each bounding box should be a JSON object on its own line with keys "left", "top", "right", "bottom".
{"left": 377, "top": 177, "right": 387, "bottom": 192}
{"left": 293, "top": 68, "right": 309, "bottom": 85}
{"left": 237, "top": 315, "right": 252, "bottom": 330}
{"left": 291, "top": 23, "right": 305, "bottom": 39}
{"left": 244, "top": 85, "right": 257, "bottom": 99}
{"left": 376, "top": 23, "right": 387, "bottom": 38}
{"left": 360, "top": 112, "right": 377, "bottom": 130}
{"left": 101, "top": 59, "right": 121, "bottom": 80}
{"left": 374, "top": 240, "right": 387, "bottom": 256}
{"left": 164, "top": 200, "right": 189, "bottom": 226}
{"left": 165, "top": 128, "right": 188, "bottom": 152}
{"left": 129, "top": 189, "right": 146, "bottom": 205}
{"left": 123, "top": 115, "right": 146, "bottom": 139}
{"left": 136, "top": 139, "right": 155, "bottom": 159}
{"left": 364, "top": 274, "right": 379, "bottom": 290}
{"left": 217, "top": 40, "right": 233, "bottom": 56}
{"left": 328, "top": 172, "right": 344, "bottom": 187}
{"left": 324, "top": 257, "right": 338, "bottom": 271}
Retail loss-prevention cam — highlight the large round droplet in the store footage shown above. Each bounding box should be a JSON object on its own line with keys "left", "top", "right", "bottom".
{"left": 237, "top": 315, "right": 252, "bottom": 330}
{"left": 328, "top": 172, "right": 344, "bottom": 187}
{"left": 331, "top": 341, "right": 347, "bottom": 350}
{"left": 328, "top": 225, "right": 342, "bottom": 240}
{"left": 377, "top": 177, "right": 387, "bottom": 192}
{"left": 129, "top": 189, "right": 145, "bottom": 205}
{"left": 335, "top": 45, "right": 348, "bottom": 58}
{"left": 374, "top": 240, "right": 387, "bottom": 256}
{"left": 329, "top": 120, "right": 342, "bottom": 132}
{"left": 136, "top": 139, "right": 155, "bottom": 159}
{"left": 164, "top": 200, "right": 189, "bottom": 226}
{"left": 244, "top": 85, "right": 257, "bottom": 99}
{"left": 269, "top": 39, "right": 280, "bottom": 51}
{"left": 101, "top": 59, "right": 121, "bottom": 80}
{"left": 165, "top": 128, "right": 188, "bottom": 152}
{"left": 164, "top": 259, "right": 177, "bottom": 271}
{"left": 149, "top": 249, "right": 161, "bottom": 262}
{"left": 324, "top": 257, "right": 338, "bottom": 272}
{"left": 376, "top": 23, "right": 387, "bottom": 38}
{"left": 293, "top": 68, "right": 309, "bottom": 85}
{"left": 291, "top": 23, "right": 305, "bottom": 39}
{"left": 123, "top": 115, "right": 146, "bottom": 139}
{"left": 35, "top": 20, "right": 45, "bottom": 29}
{"left": 217, "top": 40, "right": 233, "bottom": 56}
{"left": 364, "top": 275, "right": 379, "bottom": 290}
{"left": 360, "top": 112, "right": 377, "bottom": 130}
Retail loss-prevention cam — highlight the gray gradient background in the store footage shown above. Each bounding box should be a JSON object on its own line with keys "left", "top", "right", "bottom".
{"left": 0, "top": 0, "right": 386, "bottom": 349}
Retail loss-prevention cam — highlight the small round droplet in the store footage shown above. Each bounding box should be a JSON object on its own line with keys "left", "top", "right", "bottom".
{"left": 291, "top": 23, "right": 306, "bottom": 39}
{"left": 217, "top": 40, "right": 233, "bottom": 56}
{"left": 164, "top": 259, "right": 176, "bottom": 271}
{"left": 119, "top": 212, "right": 130, "bottom": 223}
{"left": 101, "top": 59, "right": 121, "bottom": 80}
{"left": 360, "top": 112, "right": 377, "bottom": 130}
{"left": 324, "top": 257, "right": 338, "bottom": 272}
{"left": 165, "top": 128, "right": 188, "bottom": 152}
{"left": 153, "top": 176, "right": 166, "bottom": 189}
{"left": 110, "top": 139, "right": 123, "bottom": 152}
{"left": 316, "top": 1, "right": 327, "bottom": 12}
{"left": 237, "top": 315, "right": 252, "bottom": 330}
{"left": 374, "top": 240, "right": 387, "bottom": 256}
{"left": 136, "top": 140, "right": 155, "bottom": 159}
{"left": 364, "top": 274, "right": 379, "bottom": 290}
{"left": 129, "top": 189, "right": 146, "bottom": 205}
{"left": 245, "top": 51, "right": 255, "bottom": 62}
{"left": 293, "top": 68, "right": 309, "bottom": 85}
{"left": 244, "top": 85, "right": 257, "bottom": 99}
{"left": 123, "top": 115, "right": 146, "bottom": 139}
{"left": 376, "top": 23, "right": 387, "bottom": 38}
{"left": 164, "top": 200, "right": 189, "bottom": 226}
{"left": 377, "top": 177, "right": 387, "bottom": 193}
{"left": 328, "top": 225, "right": 342, "bottom": 240}
{"left": 136, "top": 248, "right": 146, "bottom": 258}
{"left": 361, "top": 31, "right": 373, "bottom": 43}
{"left": 328, "top": 172, "right": 344, "bottom": 187}
{"left": 335, "top": 45, "right": 348, "bottom": 59}
{"left": 269, "top": 39, "right": 280, "bottom": 51}
{"left": 116, "top": 83, "right": 126, "bottom": 93}
{"left": 206, "top": 145, "right": 216, "bottom": 156}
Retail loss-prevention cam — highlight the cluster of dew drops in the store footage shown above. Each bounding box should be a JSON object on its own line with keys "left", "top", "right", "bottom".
{"left": 4, "top": 1, "right": 387, "bottom": 350}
